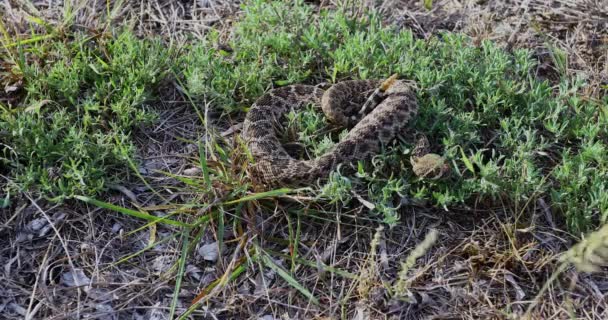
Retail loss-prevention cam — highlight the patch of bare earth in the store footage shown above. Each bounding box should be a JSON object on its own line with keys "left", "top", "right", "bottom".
{"left": 2, "top": 0, "right": 608, "bottom": 319}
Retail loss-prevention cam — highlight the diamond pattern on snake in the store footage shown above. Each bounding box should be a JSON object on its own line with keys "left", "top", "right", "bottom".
{"left": 242, "top": 75, "right": 449, "bottom": 186}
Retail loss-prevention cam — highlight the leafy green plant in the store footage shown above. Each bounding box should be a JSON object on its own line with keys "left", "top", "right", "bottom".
{"left": 1, "top": 32, "right": 170, "bottom": 199}
{"left": 182, "top": 0, "right": 606, "bottom": 232}
{"left": 318, "top": 170, "right": 353, "bottom": 206}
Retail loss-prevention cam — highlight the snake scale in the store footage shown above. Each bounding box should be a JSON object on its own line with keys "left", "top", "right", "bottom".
{"left": 242, "top": 76, "right": 449, "bottom": 186}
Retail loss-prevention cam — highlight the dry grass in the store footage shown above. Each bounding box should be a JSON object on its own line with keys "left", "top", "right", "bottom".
{"left": 389, "top": 0, "right": 608, "bottom": 93}
{"left": 2, "top": 0, "right": 608, "bottom": 319}
{"left": 1, "top": 0, "right": 238, "bottom": 38}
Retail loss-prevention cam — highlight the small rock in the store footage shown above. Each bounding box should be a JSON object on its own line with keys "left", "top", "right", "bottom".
{"left": 183, "top": 167, "right": 202, "bottom": 176}
{"left": 111, "top": 223, "right": 122, "bottom": 234}
{"left": 198, "top": 242, "right": 220, "bottom": 262}
{"left": 61, "top": 269, "right": 91, "bottom": 289}
{"left": 28, "top": 218, "right": 47, "bottom": 231}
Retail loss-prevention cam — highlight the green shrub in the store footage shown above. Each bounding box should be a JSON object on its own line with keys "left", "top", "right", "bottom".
{"left": 183, "top": 0, "right": 606, "bottom": 232}
{"left": 1, "top": 32, "right": 170, "bottom": 199}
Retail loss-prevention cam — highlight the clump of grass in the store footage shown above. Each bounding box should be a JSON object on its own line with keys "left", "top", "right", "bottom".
{"left": 285, "top": 104, "right": 342, "bottom": 157}
{"left": 356, "top": 226, "right": 383, "bottom": 305}
{"left": 561, "top": 222, "right": 608, "bottom": 273}
{"left": 393, "top": 228, "right": 438, "bottom": 299}
{"left": 318, "top": 170, "right": 353, "bottom": 206}
{"left": 1, "top": 32, "right": 171, "bottom": 199}
{"left": 525, "top": 222, "right": 608, "bottom": 317}
{"left": 182, "top": 0, "right": 607, "bottom": 232}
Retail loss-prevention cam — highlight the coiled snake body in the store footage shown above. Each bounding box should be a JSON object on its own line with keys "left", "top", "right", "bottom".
{"left": 243, "top": 76, "right": 448, "bottom": 186}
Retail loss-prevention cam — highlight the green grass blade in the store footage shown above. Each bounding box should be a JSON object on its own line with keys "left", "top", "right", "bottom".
{"left": 0, "top": 191, "right": 10, "bottom": 208}
{"left": 186, "top": 222, "right": 209, "bottom": 257}
{"left": 191, "top": 210, "right": 216, "bottom": 228}
{"left": 424, "top": 0, "right": 433, "bottom": 10}
{"left": 198, "top": 141, "right": 212, "bottom": 189}
{"left": 2, "top": 34, "right": 55, "bottom": 48}
{"left": 75, "top": 195, "right": 191, "bottom": 228}
{"left": 179, "top": 260, "right": 248, "bottom": 319}
{"left": 264, "top": 249, "right": 356, "bottom": 279}
{"left": 224, "top": 188, "right": 293, "bottom": 205}
{"left": 217, "top": 207, "right": 225, "bottom": 266}
{"left": 169, "top": 229, "right": 191, "bottom": 319}
{"left": 260, "top": 251, "right": 319, "bottom": 305}
{"left": 460, "top": 147, "right": 475, "bottom": 174}
{"left": 155, "top": 170, "right": 205, "bottom": 188}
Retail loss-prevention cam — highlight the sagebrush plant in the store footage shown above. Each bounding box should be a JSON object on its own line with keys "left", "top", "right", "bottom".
{"left": 1, "top": 32, "right": 170, "bottom": 199}
{"left": 318, "top": 170, "right": 353, "bottom": 206}
{"left": 183, "top": 0, "right": 606, "bottom": 232}
{"left": 285, "top": 105, "right": 339, "bottom": 157}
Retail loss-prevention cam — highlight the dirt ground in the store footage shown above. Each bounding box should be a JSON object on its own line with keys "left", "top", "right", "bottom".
{"left": 1, "top": 0, "right": 608, "bottom": 319}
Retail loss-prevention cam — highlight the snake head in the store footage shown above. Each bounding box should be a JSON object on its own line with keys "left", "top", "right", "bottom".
{"left": 410, "top": 153, "right": 450, "bottom": 180}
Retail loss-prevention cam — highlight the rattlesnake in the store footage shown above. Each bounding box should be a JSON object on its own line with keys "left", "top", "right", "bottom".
{"left": 242, "top": 76, "right": 449, "bottom": 186}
